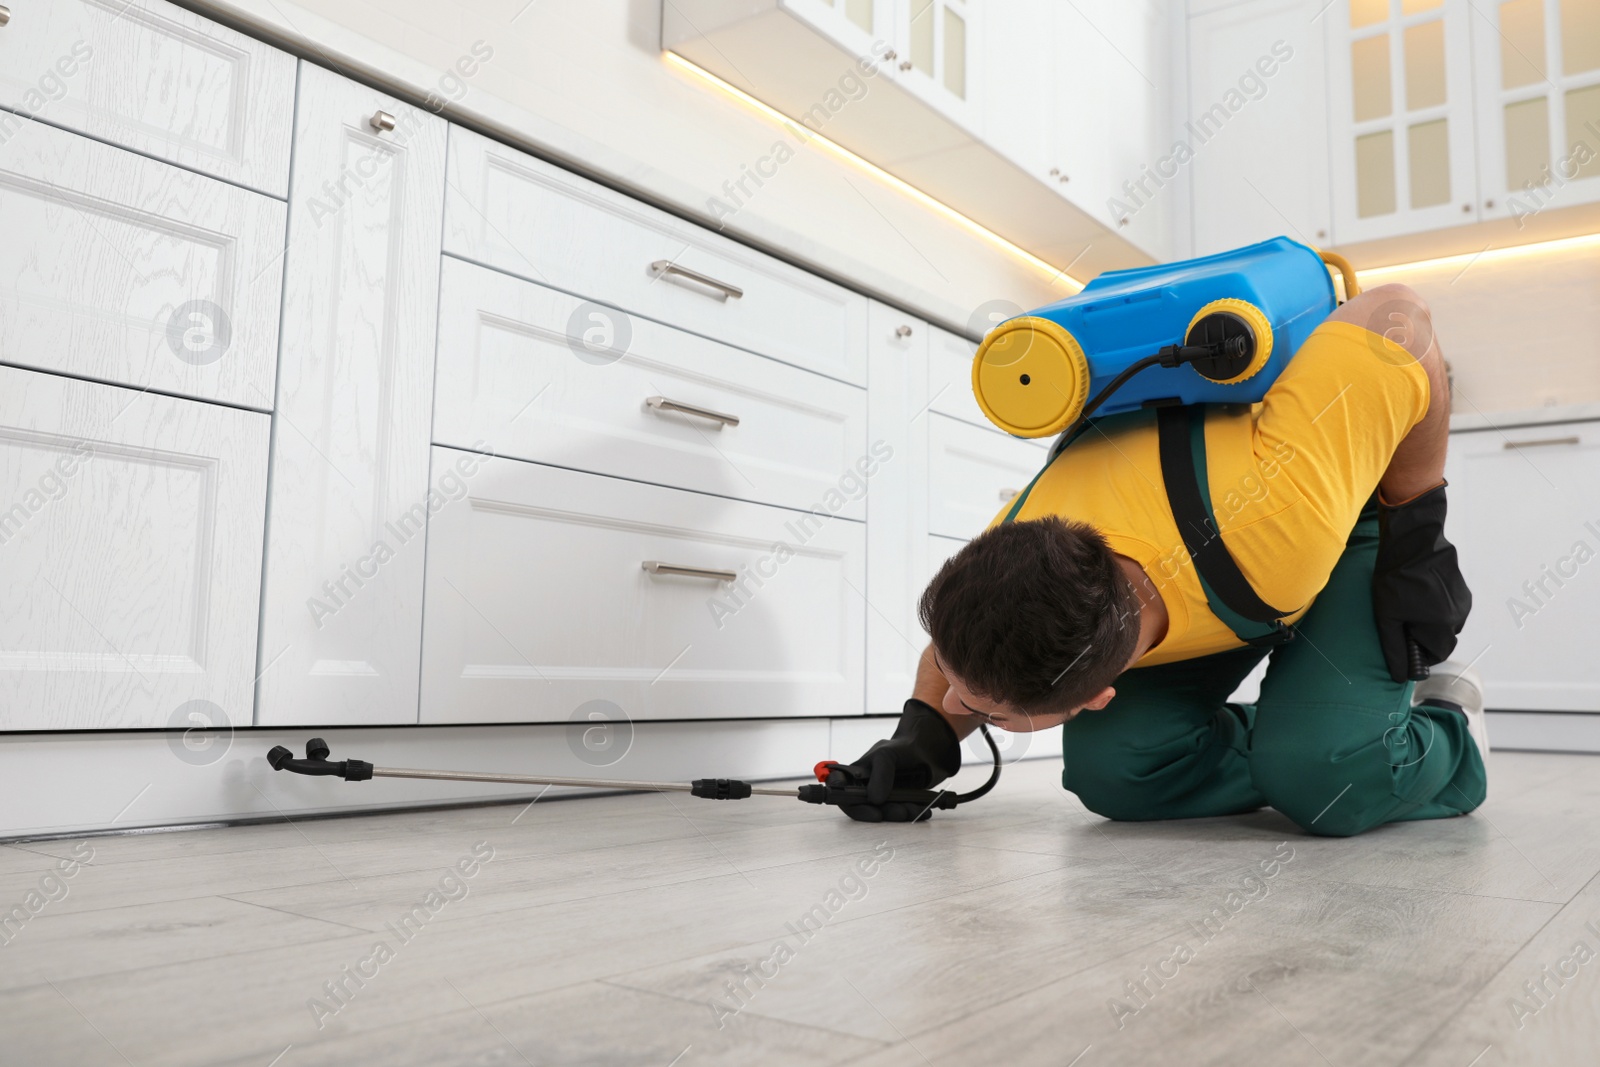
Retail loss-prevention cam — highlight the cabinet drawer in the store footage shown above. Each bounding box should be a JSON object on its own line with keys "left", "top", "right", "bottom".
{"left": 0, "top": 366, "right": 269, "bottom": 731}
{"left": 0, "top": 120, "right": 286, "bottom": 409}
{"left": 0, "top": 0, "right": 296, "bottom": 197}
{"left": 434, "top": 258, "right": 870, "bottom": 518}
{"left": 443, "top": 126, "right": 868, "bottom": 386}
{"left": 420, "top": 452, "right": 865, "bottom": 723}
{"left": 928, "top": 413, "right": 1049, "bottom": 539}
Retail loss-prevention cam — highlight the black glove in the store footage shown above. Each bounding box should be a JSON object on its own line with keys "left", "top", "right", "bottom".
{"left": 1371, "top": 481, "right": 1472, "bottom": 683}
{"left": 834, "top": 699, "right": 961, "bottom": 823}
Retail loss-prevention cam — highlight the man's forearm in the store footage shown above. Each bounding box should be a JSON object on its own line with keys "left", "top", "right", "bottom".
{"left": 911, "top": 643, "right": 982, "bottom": 740}
{"left": 1380, "top": 342, "right": 1449, "bottom": 503}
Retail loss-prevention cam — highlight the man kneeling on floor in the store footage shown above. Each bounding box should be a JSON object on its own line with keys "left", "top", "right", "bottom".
{"left": 839, "top": 283, "right": 1483, "bottom": 835}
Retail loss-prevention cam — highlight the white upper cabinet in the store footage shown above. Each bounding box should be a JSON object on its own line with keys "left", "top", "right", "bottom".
{"left": 1470, "top": 0, "right": 1600, "bottom": 224}
{"left": 1187, "top": 0, "right": 1333, "bottom": 254}
{"left": 663, "top": 0, "right": 1160, "bottom": 275}
{"left": 1327, "top": 0, "right": 1479, "bottom": 241}
{"left": 890, "top": 0, "right": 980, "bottom": 128}
{"left": 1045, "top": 0, "right": 1177, "bottom": 262}
{"left": 0, "top": 367, "right": 269, "bottom": 731}
{"left": 0, "top": 119, "right": 286, "bottom": 409}
{"left": 255, "top": 64, "right": 448, "bottom": 727}
{"left": 0, "top": 0, "right": 296, "bottom": 197}
{"left": 776, "top": 0, "right": 979, "bottom": 128}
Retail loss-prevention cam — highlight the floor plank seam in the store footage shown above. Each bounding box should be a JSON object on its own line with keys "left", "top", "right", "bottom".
{"left": 218, "top": 894, "right": 389, "bottom": 934}
{"left": 592, "top": 976, "right": 898, "bottom": 1048}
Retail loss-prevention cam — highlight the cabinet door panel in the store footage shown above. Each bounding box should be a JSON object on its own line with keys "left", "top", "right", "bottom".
{"left": 0, "top": 367, "right": 268, "bottom": 731}
{"left": 443, "top": 126, "right": 868, "bottom": 387}
{"left": 255, "top": 64, "right": 447, "bottom": 727}
{"left": 0, "top": 0, "right": 296, "bottom": 196}
{"left": 927, "top": 325, "right": 995, "bottom": 430}
{"left": 0, "top": 120, "right": 285, "bottom": 409}
{"left": 420, "top": 454, "right": 865, "bottom": 723}
{"left": 865, "top": 304, "right": 931, "bottom": 713}
{"left": 928, "top": 414, "right": 1049, "bottom": 540}
{"left": 1188, "top": 0, "right": 1333, "bottom": 253}
{"left": 432, "top": 257, "right": 868, "bottom": 518}
{"left": 1446, "top": 423, "right": 1600, "bottom": 711}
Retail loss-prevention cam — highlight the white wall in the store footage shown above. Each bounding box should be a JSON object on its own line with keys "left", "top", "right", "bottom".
{"left": 1362, "top": 240, "right": 1600, "bottom": 416}
{"left": 188, "top": 0, "right": 1080, "bottom": 336}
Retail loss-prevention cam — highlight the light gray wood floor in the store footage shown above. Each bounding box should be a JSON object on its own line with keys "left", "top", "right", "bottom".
{"left": 2, "top": 751, "right": 1598, "bottom": 1066}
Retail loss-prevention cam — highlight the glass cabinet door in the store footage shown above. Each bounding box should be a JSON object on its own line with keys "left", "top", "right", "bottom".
{"left": 1328, "top": 0, "right": 1480, "bottom": 240}
{"left": 1471, "top": 0, "right": 1600, "bottom": 225}
{"left": 892, "top": 0, "right": 980, "bottom": 128}
{"left": 784, "top": 0, "right": 895, "bottom": 64}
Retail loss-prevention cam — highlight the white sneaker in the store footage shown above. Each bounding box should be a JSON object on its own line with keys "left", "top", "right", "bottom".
{"left": 1413, "top": 660, "right": 1489, "bottom": 768}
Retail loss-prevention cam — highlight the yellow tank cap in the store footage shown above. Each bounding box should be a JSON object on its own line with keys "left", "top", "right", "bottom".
{"left": 971, "top": 317, "right": 1091, "bottom": 438}
{"left": 1184, "top": 299, "right": 1274, "bottom": 385}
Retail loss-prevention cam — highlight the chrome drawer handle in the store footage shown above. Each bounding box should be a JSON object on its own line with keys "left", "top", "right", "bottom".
{"left": 0, "top": 6, "right": 11, "bottom": 26}
{"left": 642, "top": 561, "right": 738, "bottom": 583}
{"left": 646, "top": 396, "right": 740, "bottom": 428}
{"left": 1503, "top": 436, "right": 1580, "bottom": 450}
{"left": 649, "top": 259, "right": 744, "bottom": 301}
{"left": 999, "top": 487, "right": 1019, "bottom": 502}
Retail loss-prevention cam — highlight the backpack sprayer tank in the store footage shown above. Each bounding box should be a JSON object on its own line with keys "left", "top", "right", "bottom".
{"left": 972, "top": 237, "right": 1354, "bottom": 439}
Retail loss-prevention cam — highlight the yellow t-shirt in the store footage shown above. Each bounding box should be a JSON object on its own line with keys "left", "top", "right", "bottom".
{"left": 991, "top": 321, "right": 1431, "bottom": 667}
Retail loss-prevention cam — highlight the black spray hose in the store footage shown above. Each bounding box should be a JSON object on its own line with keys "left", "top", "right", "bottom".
{"left": 1051, "top": 337, "right": 1253, "bottom": 457}
{"left": 266, "top": 724, "right": 1005, "bottom": 814}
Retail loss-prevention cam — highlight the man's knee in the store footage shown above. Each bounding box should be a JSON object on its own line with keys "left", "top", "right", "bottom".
{"left": 1061, "top": 721, "right": 1170, "bottom": 822}
{"left": 1063, "top": 757, "right": 1163, "bottom": 822}
{"left": 1250, "top": 731, "right": 1383, "bottom": 838}
{"left": 1329, "top": 282, "right": 1436, "bottom": 364}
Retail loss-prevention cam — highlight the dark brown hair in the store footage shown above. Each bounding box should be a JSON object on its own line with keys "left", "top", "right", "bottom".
{"left": 918, "top": 517, "right": 1141, "bottom": 713}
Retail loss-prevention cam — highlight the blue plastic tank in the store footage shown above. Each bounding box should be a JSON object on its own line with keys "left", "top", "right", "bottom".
{"left": 972, "top": 237, "right": 1342, "bottom": 438}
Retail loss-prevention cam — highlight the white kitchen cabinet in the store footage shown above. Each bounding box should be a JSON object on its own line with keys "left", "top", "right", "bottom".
{"left": 980, "top": 0, "right": 1055, "bottom": 184}
{"left": 419, "top": 451, "right": 866, "bottom": 723}
{"left": 1050, "top": 0, "right": 1176, "bottom": 261}
{"left": 1327, "top": 0, "right": 1481, "bottom": 241}
{"left": 1187, "top": 0, "right": 1334, "bottom": 254}
{"left": 443, "top": 126, "right": 869, "bottom": 388}
{"left": 889, "top": 0, "right": 981, "bottom": 128}
{"left": 1445, "top": 420, "right": 1600, "bottom": 711}
{"left": 255, "top": 64, "right": 447, "bottom": 727}
{"left": 432, "top": 257, "right": 869, "bottom": 519}
{"left": 863, "top": 315, "right": 1051, "bottom": 711}
{"left": 928, "top": 413, "right": 1050, "bottom": 540}
{"left": 0, "top": 0, "right": 296, "bottom": 197}
{"left": 1469, "top": 0, "right": 1600, "bottom": 224}
{"left": 0, "top": 119, "right": 286, "bottom": 409}
{"left": 927, "top": 324, "right": 995, "bottom": 430}
{"left": 0, "top": 366, "right": 269, "bottom": 731}
{"left": 865, "top": 303, "right": 932, "bottom": 713}
{"left": 768, "top": 0, "right": 979, "bottom": 128}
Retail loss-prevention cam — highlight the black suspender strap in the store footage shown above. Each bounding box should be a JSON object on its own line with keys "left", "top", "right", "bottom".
{"left": 1155, "top": 405, "right": 1296, "bottom": 644}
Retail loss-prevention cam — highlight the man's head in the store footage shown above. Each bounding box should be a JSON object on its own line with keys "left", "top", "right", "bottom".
{"left": 919, "top": 517, "right": 1142, "bottom": 732}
